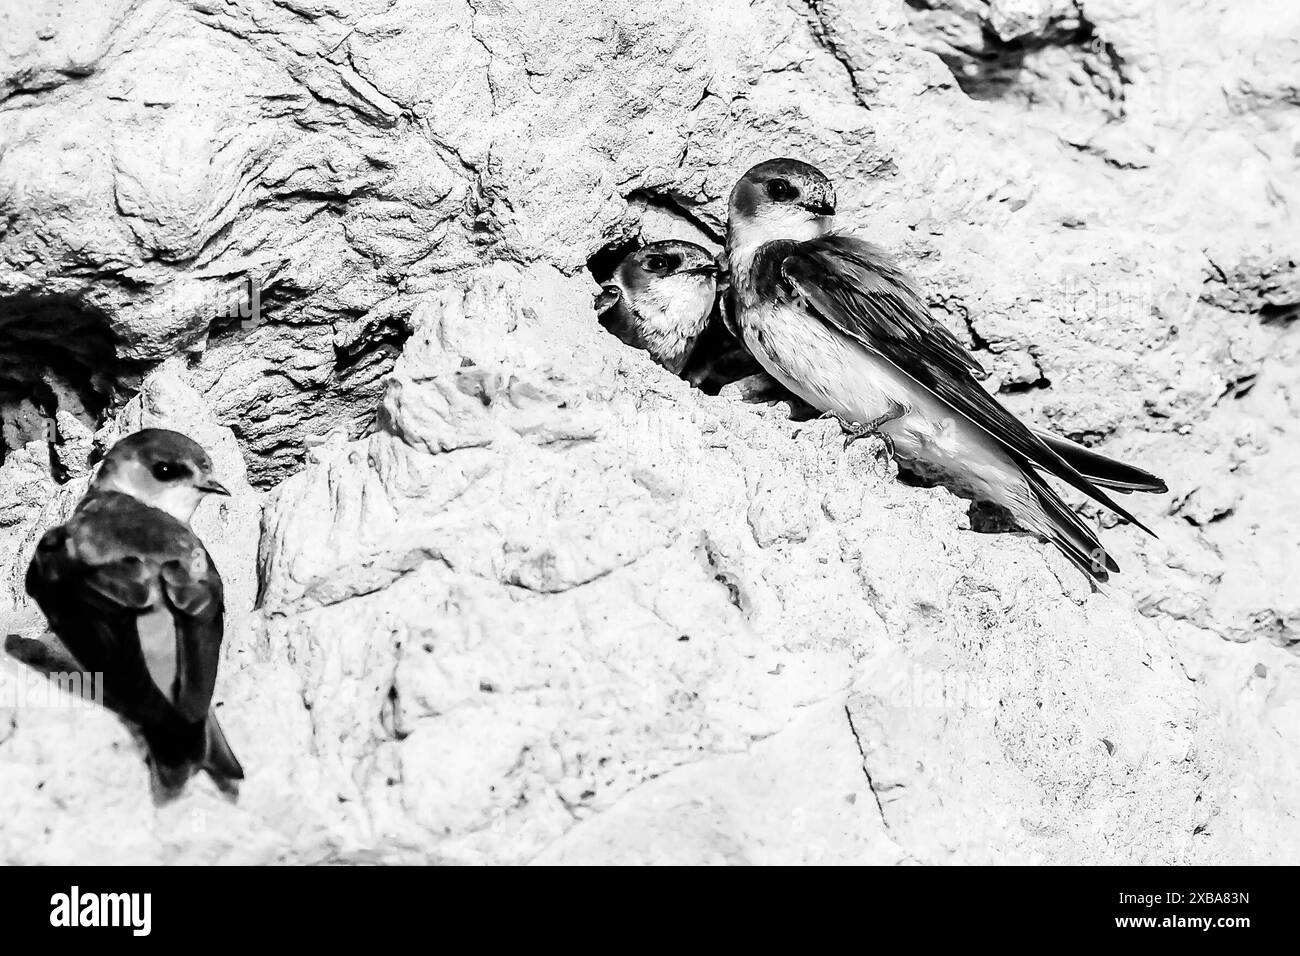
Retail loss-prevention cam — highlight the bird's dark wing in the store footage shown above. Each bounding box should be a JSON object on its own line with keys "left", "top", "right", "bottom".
{"left": 27, "top": 497, "right": 225, "bottom": 713}
{"left": 27, "top": 530, "right": 176, "bottom": 719}
{"left": 1030, "top": 426, "right": 1167, "bottom": 494}
{"left": 25, "top": 526, "right": 69, "bottom": 606}
{"left": 81, "top": 556, "right": 158, "bottom": 610}
{"left": 715, "top": 252, "right": 740, "bottom": 340}
{"left": 759, "top": 234, "right": 1154, "bottom": 533}
{"left": 159, "top": 554, "right": 224, "bottom": 723}
{"left": 28, "top": 527, "right": 155, "bottom": 639}
{"left": 764, "top": 234, "right": 987, "bottom": 381}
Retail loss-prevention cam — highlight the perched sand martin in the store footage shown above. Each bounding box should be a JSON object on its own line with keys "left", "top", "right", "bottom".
{"left": 26, "top": 429, "right": 244, "bottom": 792}
{"left": 595, "top": 240, "right": 719, "bottom": 375}
{"left": 725, "top": 158, "right": 1166, "bottom": 581}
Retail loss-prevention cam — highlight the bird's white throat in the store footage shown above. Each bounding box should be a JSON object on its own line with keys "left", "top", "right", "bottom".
{"left": 727, "top": 209, "right": 832, "bottom": 287}
{"left": 93, "top": 471, "right": 204, "bottom": 524}
{"left": 628, "top": 273, "right": 713, "bottom": 338}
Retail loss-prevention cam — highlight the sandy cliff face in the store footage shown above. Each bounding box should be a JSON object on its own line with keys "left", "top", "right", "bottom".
{"left": 0, "top": 0, "right": 1295, "bottom": 863}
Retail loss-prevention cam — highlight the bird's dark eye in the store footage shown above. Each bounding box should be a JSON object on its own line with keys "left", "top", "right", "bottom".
{"left": 766, "top": 178, "right": 797, "bottom": 202}
{"left": 151, "top": 461, "right": 188, "bottom": 482}
{"left": 644, "top": 255, "right": 668, "bottom": 271}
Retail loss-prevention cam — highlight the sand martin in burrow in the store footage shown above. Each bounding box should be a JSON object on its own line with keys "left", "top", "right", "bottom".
{"left": 724, "top": 158, "right": 1166, "bottom": 581}
{"left": 25, "top": 428, "right": 244, "bottom": 792}
{"left": 595, "top": 240, "right": 719, "bottom": 375}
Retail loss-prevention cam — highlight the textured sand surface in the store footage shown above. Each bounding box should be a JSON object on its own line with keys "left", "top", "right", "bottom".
{"left": 0, "top": 0, "right": 1295, "bottom": 863}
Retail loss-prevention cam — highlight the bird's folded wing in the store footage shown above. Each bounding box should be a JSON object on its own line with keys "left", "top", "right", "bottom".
{"left": 159, "top": 553, "right": 224, "bottom": 723}
{"left": 28, "top": 539, "right": 166, "bottom": 696}
{"left": 771, "top": 234, "right": 988, "bottom": 381}
{"left": 76, "top": 557, "right": 173, "bottom": 690}
{"left": 25, "top": 528, "right": 68, "bottom": 600}
{"left": 81, "top": 556, "right": 158, "bottom": 610}
{"left": 716, "top": 253, "right": 740, "bottom": 339}
{"left": 28, "top": 528, "right": 157, "bottom": 612}
{"left": 769, "top": 234, "right": 1153, "bottom": 533}
{"left": 1030, "top": 426, "right": 1168, "bottom": 493}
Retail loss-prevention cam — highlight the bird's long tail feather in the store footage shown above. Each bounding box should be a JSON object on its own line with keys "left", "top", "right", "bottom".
{"left": 1022, "top": 469, "right": 1118, "bottom": 583}
{"left": 146, "top": 713, "right": 242, "bottom": 795}
{"left": 1030, "top": 428, "right": 1168, "bottom": 494}
{"left": 202, "top": 713, "right": 244, "bottom": 786}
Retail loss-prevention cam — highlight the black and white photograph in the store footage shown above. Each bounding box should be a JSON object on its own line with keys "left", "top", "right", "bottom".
{"left": 0, "top": 0, "right": 1294, "bottom": 902}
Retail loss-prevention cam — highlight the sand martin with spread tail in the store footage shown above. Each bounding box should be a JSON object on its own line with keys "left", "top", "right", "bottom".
{"left": 595, "top": 240, "right": 719, "bottom": 375}
{"left": 25, "top": 428, "right": 244, "bottom": 792}
{"left": 724, "top": 158, "right": 1166, "bottom": 581}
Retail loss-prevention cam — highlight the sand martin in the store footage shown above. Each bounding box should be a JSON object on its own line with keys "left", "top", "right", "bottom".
{"left": 595, "top": 240, "right": 719, "bottom": 375}
{"left": 725, "top": 158, "right": 1166, "bottom": 581}
{"left": 25, "top": 428, "right": 244, "bottom": 792}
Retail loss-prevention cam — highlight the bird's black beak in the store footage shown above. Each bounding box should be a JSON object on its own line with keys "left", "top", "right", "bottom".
{"left": 803, "top": 199, "right": 836, "bottom": 216}
{"left": 802, "top": 182, "right": 837, "bottom": 217}
{"left": 198, "top": 478, "right": 231, "bottom": 497}
{"left": 685, "top": 263, "right": 719, "bottom": 276}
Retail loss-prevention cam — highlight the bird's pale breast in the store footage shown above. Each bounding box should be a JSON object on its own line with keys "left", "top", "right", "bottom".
{"left": 138, "top": 605, "right": 180, "bottom": 701}
{"left": 628, "top": 276, "right": 713, "bottom": 371}
{"left": 738, "top": 299, "right": 1031, "bottom": 510}
{"left": 739, "top": 300, "right": 908, "bottom": 427}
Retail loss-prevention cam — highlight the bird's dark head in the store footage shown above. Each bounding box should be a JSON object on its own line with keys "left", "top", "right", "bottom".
{"left": 594, "top": 240, "right": 718, "bottom": 364}
{"left": 93, "top": 428, "right": 230, "bottom": 522}
{"left": 728, "top": 158, "right": 837, "bottom": 251}
{"left": 597, "top": 239, "right": 718, "bottom": 320}
{"left": 618, "top": 240, "right": 719, "bottom": 288}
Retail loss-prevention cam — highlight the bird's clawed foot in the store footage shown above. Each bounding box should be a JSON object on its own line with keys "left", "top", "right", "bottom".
{"left": 819, "top": 407, "right": 901, "bottom": 463}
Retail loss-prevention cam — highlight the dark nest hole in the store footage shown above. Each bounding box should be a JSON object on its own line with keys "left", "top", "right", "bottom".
{"left": 0, "top": 295, "right": 139, "bottom": 481}
{"left": 195, "top": 271, "right": 415, "bottom": 489}
{"left": 333, "top": 315, "right": 412, "bottom": 375}
{"left": 586, "top": 184, "right": 722, "bottom": 285}
{"left": 586, "top": 236, "right": 643, "bottom": 287}
{"left": 906, "top": 2, "right": 1124, "bottom": 104}
{"left": 585, "top": 184, "right": 740, "bottom": 386}
{"left": 1260, "top": 302, "right": 1299, "bottom": 327}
